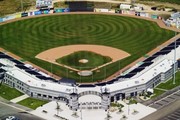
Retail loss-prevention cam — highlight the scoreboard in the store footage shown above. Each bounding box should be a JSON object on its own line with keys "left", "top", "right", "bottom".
{"left": 36, "top": 0, "right": 53, "bottom": 8}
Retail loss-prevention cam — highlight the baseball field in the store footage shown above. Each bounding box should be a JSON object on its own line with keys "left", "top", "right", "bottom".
{"left": 0, "top": 14, "right": 175, "bottom": 82}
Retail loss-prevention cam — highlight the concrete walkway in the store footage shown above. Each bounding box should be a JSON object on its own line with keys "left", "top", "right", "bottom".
{"left": 31, "top": 100, "right": 156, "bottom": 120}
{"left": 10, "top": 94, "right": 29, "bottom": 103}
{"left": 154, "top": 88, "right": 168, "bottom": 92}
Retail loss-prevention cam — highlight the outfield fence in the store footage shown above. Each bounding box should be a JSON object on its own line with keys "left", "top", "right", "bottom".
{"left": 0, "top": 7, "right": 164, "bottom": 26}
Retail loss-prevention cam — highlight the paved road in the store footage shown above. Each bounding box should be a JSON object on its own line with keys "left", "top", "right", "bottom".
{"left": 142, "top": 100, "right": 180, "bottom": 120}
{"left": 149, "top": 90, "right": 180, "bottom": 109}
{"left": 0, "top": 101, "right": 44, "bottom": 120}
{"left": 160, "top": 109, "right": 180, "bottom": 120}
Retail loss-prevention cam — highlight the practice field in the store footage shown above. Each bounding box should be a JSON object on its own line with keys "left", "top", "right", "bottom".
{"left": 0, "top": 14, "right": 174, "bottom": 82}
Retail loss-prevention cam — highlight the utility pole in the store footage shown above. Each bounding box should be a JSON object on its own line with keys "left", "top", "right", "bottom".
{"left": 21, "top": 0, "right": 23, "bottom": 12}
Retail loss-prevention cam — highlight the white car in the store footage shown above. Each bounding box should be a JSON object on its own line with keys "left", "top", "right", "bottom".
{"left": 5, "top": 116, "right": 19, "bottom": 120}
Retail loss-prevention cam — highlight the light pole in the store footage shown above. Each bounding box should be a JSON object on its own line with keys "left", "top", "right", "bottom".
{"left": 173, "top": 20, "right": 178, "bottom": 85}
{"left": 173, "top": 36, "right": 177, "bottom": 85}
{"left": 21, "top": 0, "right": 23, "bottom": 12}
{"left": 80, "top": 103, "right": 82, "bottom": 120}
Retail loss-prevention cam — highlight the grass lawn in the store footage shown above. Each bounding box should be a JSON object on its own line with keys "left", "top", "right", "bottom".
{"left": 128, "top": 99, "right": 138, "bottom": 104}
{"left": 56, "top": 51, "right": 112, "bottom": 70}
{"left": 0, "top": 0, "right": 34, "bottom": 17}
{"left": 140, "top": 0, "right": 180, "bottom": 4}
{"left": 0, "top": 14, "right": 174, "bottom": 82}
{"left": 0, "top": 83, "right": 23, "bottom": 100}
{"left": 151, "top": 89, "right": 165, "bottom": 98}
{"left": 18, "top": 97, "right": 48, "bottom": 110}
{"left": 156, "top": 71, "right": 180, "bottom": 90}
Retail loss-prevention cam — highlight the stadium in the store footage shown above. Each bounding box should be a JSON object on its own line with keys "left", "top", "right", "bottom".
{"left": 0, "top": 0, "right": 180, "bottom": 119}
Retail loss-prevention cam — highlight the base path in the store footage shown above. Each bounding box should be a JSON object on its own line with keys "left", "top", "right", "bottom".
{"left": 36, "top": 45, "right": 130, "bottom": 71}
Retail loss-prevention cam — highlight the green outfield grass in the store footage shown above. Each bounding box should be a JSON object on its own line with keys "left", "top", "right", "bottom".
{"left": 18, "top": 97, "right": 48, "bottom": 110}
{"left": 0, "top": 83, "right": 23, "bottom": 100}
{"left": 0, "top": 14, "right": 174, "bottom": 82}
{"left": 56, "top": 51, "right": 112, "bottom": 70}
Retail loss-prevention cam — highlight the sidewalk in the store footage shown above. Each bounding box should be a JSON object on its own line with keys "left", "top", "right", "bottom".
{"left": 0, "top": 96, "right": 33, "bottom": 112}
{"left": 10, "top": 94, "right": 29, "bottom": 103}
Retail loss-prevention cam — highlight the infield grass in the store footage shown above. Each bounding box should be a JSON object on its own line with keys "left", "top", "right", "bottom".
{"left": 0, "top": 14, "right": 174, "bottom": 82}
{"left": 56, "top": 51, "right": 112, "bottom": 70}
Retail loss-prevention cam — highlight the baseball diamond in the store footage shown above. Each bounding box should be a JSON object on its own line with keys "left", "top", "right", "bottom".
{"left": 0, "top": 13, "right": 175, "bottom": 82}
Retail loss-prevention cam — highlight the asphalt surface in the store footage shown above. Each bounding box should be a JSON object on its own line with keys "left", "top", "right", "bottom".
{"left": 142, "top": 100, "right": 180, "bottom": 120}
{"left": 0, "top": 101, "right": 44, "bottom": 120}
{"left": 149, "top": 90, "right": 180, "bottom": 110}
{"left": 160, "top": 109, "right": 180, "bottom": 120}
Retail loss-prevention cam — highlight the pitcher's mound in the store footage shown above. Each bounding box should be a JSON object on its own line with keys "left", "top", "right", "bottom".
{"left": 79, "top": 59, "right": 89, "bottom": 64}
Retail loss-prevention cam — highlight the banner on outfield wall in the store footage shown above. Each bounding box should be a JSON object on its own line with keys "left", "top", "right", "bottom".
{"left": 15, "top": 13, "right": 21, "bottom": 18}
{"left": 21, "top": 12, "right": 28, "bottom": 17}
{"left": 135, "top": 12, "right": 140, "bottom": 16}
{"left": 151, "top": 15, "right": 158, "bottom": 19}
{"left": 121, "top": 10, "right": 135, "bottom": 15}
{"left": 55, "top": 8, "right": 70, "bottom": 13}
{"left": 129, "top": 10, "right": 135, "bottom": 15}
{"left": 2, "top": 15, "right": 15, "bottom": 21}
{"left": 28, "top": 12, "right": 35, "bottom": 16}
{"left": 42, "top": 10, "right": 49, "bottom": 14}
{"left": 94, "top": 8, "right": 109, "bottom": 13}
{"left": 34, "top": 11, "right": 42, "bottom": 15}
{"left": 0, "top": 18, "right": 3, "bottom": 22}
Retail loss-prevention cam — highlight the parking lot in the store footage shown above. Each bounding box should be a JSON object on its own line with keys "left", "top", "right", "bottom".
{"left": 149, "top": 90, "right": 180, "bottom": 109}
{"left": 160, "top": 109, "right": 180, "bottom": 120}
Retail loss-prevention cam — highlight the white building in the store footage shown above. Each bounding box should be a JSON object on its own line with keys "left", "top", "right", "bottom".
{"left": 120, "top": 4, "right": 132, "bottom": 10}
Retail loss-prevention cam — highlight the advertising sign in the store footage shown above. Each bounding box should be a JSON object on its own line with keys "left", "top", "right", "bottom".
{"left": 151, "top": 15, "right": 158, "bottom": 19}
{"left": 0, "top": 18, "right": 3, "bottom": 22}
{"left": 15, "top": 13, "right": 21, "bottom": 18}
{"left": 55, "top": 8, "right": 70, "bottom": 13}
{"left": 36, "top": 0, "right": 52, "bottom": 8}
{"left": 2, "top": 15, "right": 15, "bottom": 21}
{"left": 21, "top": 12, "right": 28, "bottom": 17}
{"left": 34, "top": 11, "right": 42, "bottom": 15}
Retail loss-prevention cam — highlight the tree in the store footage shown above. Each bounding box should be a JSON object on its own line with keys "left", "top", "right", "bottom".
{"left": 118, "top": 107, "right": 122, "bottom": 113}
{"left": 122, "top": 114, "right": 127, "bottom": 119}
